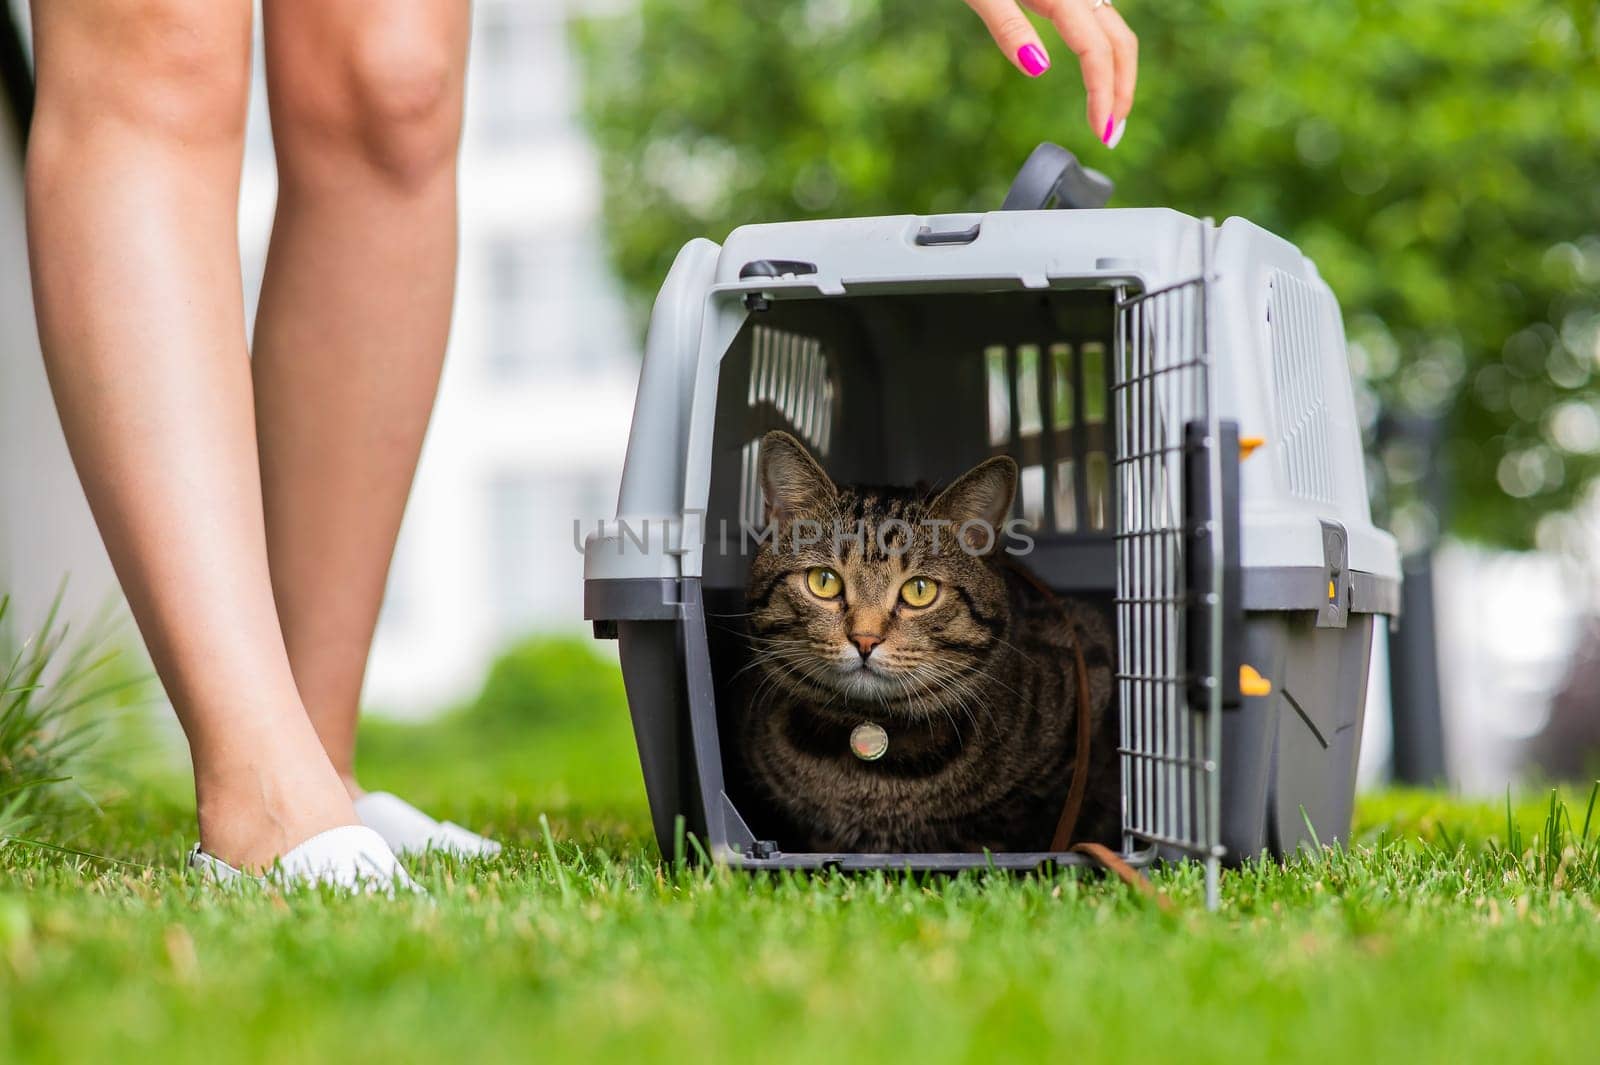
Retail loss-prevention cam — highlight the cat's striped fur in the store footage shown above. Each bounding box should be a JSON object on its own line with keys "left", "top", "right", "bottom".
{"left": 740, "top": 431, "right": 1118, "bottom": 853}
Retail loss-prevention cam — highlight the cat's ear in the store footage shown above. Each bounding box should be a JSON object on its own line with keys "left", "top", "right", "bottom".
{"left": 930, "top": 456, "right": 1018, "bottom": 555}
{"left": 758, "top": 430, "right": 836, "bottom": 526}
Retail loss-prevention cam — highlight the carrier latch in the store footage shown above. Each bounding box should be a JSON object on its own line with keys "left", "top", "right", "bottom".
{"left": 1239, "top": 664, "right": 1273, "bottom": 697}
{"left": 739, "top": 260, "right": 819, "bottom": 312}
{"left": 1317, "top": 521, "right": 1351, "bottom": 629}
{"left": 1185, "top": 420, "right": 1246, "bottom": 709}
{"left": 738, "top": 259, "right": 818, "bottom": 280}
{"left": 914, "top": 217, "right": 983, "bottom": 246}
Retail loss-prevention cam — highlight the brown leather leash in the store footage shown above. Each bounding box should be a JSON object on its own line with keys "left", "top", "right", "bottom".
{"left": 1046, "top": 626, "right": 1094, "bottom": 853}
{"left": 1004, "top": 560, "right": 1173, "bottom": 911}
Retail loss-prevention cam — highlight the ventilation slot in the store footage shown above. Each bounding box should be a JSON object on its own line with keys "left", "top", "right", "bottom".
{"left": 1267, "top": 271, "right": 1335, "bottom": 504}
{"left": 749, "top": 324, "right": 835, "bottom": 454}
{"left": 982, "top": 339, "right": 1112, "bottom": 533}
{"left": 748, "top": 325, "right": 836, "bottom": 530}
{"left": 739, "top": 439, "right": 762, "bottom": 533}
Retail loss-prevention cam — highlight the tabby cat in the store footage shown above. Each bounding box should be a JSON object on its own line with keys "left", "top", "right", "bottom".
{"left": 739, "top": 430, "right": 1118, "bottom": 853}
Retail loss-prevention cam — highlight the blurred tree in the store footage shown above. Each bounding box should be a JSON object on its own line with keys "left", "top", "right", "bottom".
{"left": 577, "top": 0, "right": 1600, "bottom": 546}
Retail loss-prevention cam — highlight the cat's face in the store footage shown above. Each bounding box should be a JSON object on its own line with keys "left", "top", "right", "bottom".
{"left": 746, "top": 431, "right": 1017, "bottom": 718}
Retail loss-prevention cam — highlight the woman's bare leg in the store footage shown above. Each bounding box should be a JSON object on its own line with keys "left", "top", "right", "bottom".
{"left": 253, "top": 0, "right": 470, "bottom": 792}
{"left": 25, "top": 0, "right": 357, "bottom": 869}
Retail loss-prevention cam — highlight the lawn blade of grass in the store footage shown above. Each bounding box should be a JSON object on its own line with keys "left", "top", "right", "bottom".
{"left": 1547, "top": 790, "right": 1564, "bottom": 887}
{"left": 686, "top": 831, "right": 711, "bottom": 867}
{"left": 0, "top": 776, "right": 70, "bottom": 801}
{"left": 0, "top": 834, "right": 156, "bottom": 871}
{"left": 1504, "top": 785, "right": 1520, "bottom": 855}
{"left": 539, "top": 812, "right": 573, "bottom": 904}
{"left": 1300, "top": 804, "right": 1324, "bottom": 851}
{"left": 1582, "top": 782, "right": 1598, "bottom": 844}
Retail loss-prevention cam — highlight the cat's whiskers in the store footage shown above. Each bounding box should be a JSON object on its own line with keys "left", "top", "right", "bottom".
{"left": 727, "top": 636, "right": 810, "bottom": 691}
{"left": 878, "top": 663, "right": 955, "bottom": 736}
{"left": 732, "top": 642, "right": 810, "bottom": 683}
{"left": 916, "top": 671, "right": 979, "bottom": 734}
{"left": 984, "top": 631, "right": 1044, "bottom": 669}
{"left": 920, "top": 678, "right": 964, "bottom": 740}
{"left": 760, "top": 660, "right": 833, "bottom": 704}
{"left": 744, "top": 644, "right": 829, "bottom": 709}
{"left": 887, "top": 672, "right": 944, "bottom": 740}
{"left": 900, "top": 658, "right": 996, "bottom": 735}
{"left": 907, "top": 651, "right": 1025, "bottom": 703}
{"left": 734, "top": 630, "right": 809, "bottom": 659}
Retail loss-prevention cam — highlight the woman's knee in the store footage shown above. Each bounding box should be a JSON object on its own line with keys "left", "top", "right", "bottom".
{"left": 29, "top": 0, "right": 251, "bottom": 146}
{"left": 269, "top": 18, "right": 466, "bottom": 191}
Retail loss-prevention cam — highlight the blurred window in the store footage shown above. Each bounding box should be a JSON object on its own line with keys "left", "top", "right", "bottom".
{"left": 488, "top": 473, "right": 544, "bottom": 635}
{"left": 487, "top": 473, "right": 607, "bottom": 636}
{"left": 474, "top": 1, "right": 569, "bottom": 145}
{"left": 487, "top": 236, "right": 573, "bottom": 378}
{"left": 486, "top": 232, "right": 632, "bottom": 379}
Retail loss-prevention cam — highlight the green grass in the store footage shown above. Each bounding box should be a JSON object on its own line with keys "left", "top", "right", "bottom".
{"left": 0, "top": 592, "right": 142, "bottom": 838}
{"left": 1, "top": 636, "right": 1597, "bottom": 1063}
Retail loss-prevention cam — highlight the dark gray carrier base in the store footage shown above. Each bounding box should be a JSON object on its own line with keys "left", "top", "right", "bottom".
{"left": 734, "top": 849, "right": 1157, "bottom": 874}
{"left": 1220, "top": 612, "right": 1377, "bottom": 860}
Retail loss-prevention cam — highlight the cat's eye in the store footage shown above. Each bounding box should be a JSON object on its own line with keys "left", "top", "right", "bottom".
{"left": 806, "top": 567, "right": 843, "bottom": 599}
{"left": 899, "top": 576, "right": 939, "bottom": 608}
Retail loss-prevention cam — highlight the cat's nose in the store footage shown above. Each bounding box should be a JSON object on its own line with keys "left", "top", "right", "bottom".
{"left": 849, "top": 633, "right": 883, "bottom": 658}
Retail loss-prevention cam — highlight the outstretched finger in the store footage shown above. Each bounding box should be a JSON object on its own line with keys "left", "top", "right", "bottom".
{"left": 1094, "top": 2, "right": 1138, "bottom": 138}
{"left": 963, "top": 0, "right": 1054, "bottom": 79}
{"left": 1027, "top": 0, "right": 1117, "bottom": 144}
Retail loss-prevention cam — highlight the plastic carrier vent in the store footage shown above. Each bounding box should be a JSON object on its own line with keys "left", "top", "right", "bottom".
{"left": 738, "top": 324, "right": 836, "bottom": 529}
{"left": 982, "top": 341, "right": 1112, "bottom": 533}
{"left": 1267, "top": 270, "right": 1335, "bottom": 504}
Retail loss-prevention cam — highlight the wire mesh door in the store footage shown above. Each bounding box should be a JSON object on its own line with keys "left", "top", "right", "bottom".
{"left": 1113, "top": 266, "right": 1225, "bottom": 910}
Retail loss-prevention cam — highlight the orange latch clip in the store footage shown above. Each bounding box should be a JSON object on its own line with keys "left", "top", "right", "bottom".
{"left": 1240, "top": 664, "right": 1273, "bottom": 697}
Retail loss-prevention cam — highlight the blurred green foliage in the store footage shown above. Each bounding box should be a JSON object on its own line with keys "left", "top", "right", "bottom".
{"left": 468, "top": 636, "right": 628, "bottom": 733}
{"left": 356, "top": 637, "right": 645, "bottom": 816}
{"left": 577, "top": 0, "right": 1600, "bottom": 546}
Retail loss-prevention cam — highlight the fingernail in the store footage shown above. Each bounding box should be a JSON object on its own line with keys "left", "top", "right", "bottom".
{"left": 1017, "top": 44, "right": 1050, "bottom": 77}
{"left": 1103, "top": 117, "right": 1127, "bottom": 149}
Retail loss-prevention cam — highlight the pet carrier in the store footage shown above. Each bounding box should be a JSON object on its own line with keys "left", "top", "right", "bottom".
{"left": 584, "top": 144, "right": 1401, "bottom": 906}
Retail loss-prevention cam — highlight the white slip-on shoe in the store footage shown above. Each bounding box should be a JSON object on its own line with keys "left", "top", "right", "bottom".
{"left": 354, "top": 791, "right": 503, "bottom": 858}
{"left": 188, "top": 825, "right": 422, "bottom": 895}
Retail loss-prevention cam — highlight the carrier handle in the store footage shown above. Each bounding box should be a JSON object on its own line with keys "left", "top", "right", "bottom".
{"left": 1000, "top": 142, "right": 1113, "bottom": 211}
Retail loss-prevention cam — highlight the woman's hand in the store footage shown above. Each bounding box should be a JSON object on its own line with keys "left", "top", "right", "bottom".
{"left": 961, "top": 0, "right": 1137, "bottom": 148}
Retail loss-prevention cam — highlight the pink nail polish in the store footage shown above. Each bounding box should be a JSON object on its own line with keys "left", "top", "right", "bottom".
{"left": 1018, "top": 44, "right": 1050, "bottom": 77}
{"left": 1104, "top": 117, "right": 1127, "bottom": 149}
{"left": 1102, "top": 116, "right": 1116, "bottom": 144}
